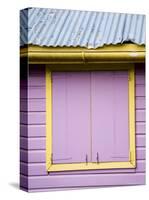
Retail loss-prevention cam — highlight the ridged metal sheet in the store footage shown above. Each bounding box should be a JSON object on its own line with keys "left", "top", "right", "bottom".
{"left": 20, "top": 8, "right": 146, "bottom": 48}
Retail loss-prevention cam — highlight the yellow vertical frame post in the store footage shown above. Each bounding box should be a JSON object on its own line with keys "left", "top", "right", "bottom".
{"left": 46, "top": 66, "right": 52, "bottom": 170}
{"left": 128, "top": 65, "right": 136, "bottom": 167}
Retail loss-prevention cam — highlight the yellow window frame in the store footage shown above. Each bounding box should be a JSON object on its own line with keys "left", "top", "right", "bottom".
{"left": 46, "top": 64, "right": 136, "bottom": 172}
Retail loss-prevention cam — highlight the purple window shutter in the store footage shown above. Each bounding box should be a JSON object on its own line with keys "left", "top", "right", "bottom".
{"left": 52, "top": 72, "right": 91, "bottom": 164}
{"left": 52, "top": 73, "right": 69, "bottom": 164}
{"left": 91, "top": 71, "right": 129, "bottom": 162}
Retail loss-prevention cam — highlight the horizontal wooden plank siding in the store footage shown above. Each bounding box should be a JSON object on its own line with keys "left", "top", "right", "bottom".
{"left": 20, "top": 64, "right": 145, "bottom": 191}
{"left": 20, "top": 112, "right": 46, "bottom": 124}
{"left": 20, "top": 97, "right": 145, "bottom": 111}
{"left": 20, "top": 125, "right": 28, "bottom": 137}
{"left": 20, "top": 87, "right": 46, "bottom": 99}
{"left": 20, "top": 175, "right": 28, "bottom": 189}
{"left": 20, "top": 109, "right": 145, "bottom": 125}
{"left": 21, "top": 173, "right": 145, "bottom": 190}
{"left": 136, "top": 135, "right": 146, "bottom": 147}
{"left": 20, "top": 124, "right": 46, "bottom": 137}
{"left": 136, "top": 122, "right": 145, "bottom": 134}
{"left": 20, "top": 135, "right": 145, "bottom": 150}
{"left": 21, "top": 81, "right": 145, "bottom": 100}
{"left": 20, "top": 160, "right": 145, "bottom": 176}
{"left": 136, "top": 85, "right": 145, "bottom": 97}
{"left": 136, "top": 97, "right": 145, "bottom": 109}
{"left": 136, "top": 110, "right": 145, "bottom": 122}
{"left": 20, "top": 137, "right": 46, "bottom": 150}
{"left": 20, "top": 87, "right": 28, "bottom": 99}
{"left": 20, "top": 61, "right": 28, "bottom": 169}
{"left": 20, "top": 99, "right": 46, "bottom": 112}
{"left": 135, "top": 75, "right": 145, "bottom": 85}
{"left": 20, "top": 122, "right": 145, "bottom": 137}
{"left": 20, "top": 147, "right": 145, "bottom": 163}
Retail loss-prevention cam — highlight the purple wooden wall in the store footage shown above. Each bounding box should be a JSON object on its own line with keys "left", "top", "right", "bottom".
{"left": 20, "top": 64, "right": 145, "bottom": 192}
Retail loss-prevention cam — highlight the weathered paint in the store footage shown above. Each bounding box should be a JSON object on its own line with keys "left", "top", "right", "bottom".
{"left": 20, "top": 64, "right": 145, "bottom": 191}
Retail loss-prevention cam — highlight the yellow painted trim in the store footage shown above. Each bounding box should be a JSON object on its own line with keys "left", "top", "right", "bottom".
{"left": 46, "top": 66, "right": 52, "bottom": 170}
{"left": 48, "top": 162, "right": 135, "bottom": 172}
{"left": 20, "top": 44, "right": 145, "bottom": 64}
{"left": 128, "top": 67, "right": 136, "bottom": 167}
{"left": 46, "top": 64, "right": 136, "bottom": 172}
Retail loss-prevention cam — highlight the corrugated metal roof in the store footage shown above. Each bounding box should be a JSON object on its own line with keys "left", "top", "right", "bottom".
{"left": 20, "top": 8, "right": 146, "bottom": 48}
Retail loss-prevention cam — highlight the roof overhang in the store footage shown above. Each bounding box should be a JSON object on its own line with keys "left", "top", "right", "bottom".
{"left": 20, "top": 44, "right": 145, "bottom": 64}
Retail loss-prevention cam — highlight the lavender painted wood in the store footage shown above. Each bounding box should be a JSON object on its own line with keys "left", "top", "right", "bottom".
{"left": 28, "top": 74, "right": 45, "bottom": 87}
{"left": 52, "top": 72, "right": 70, "bottom": 163}
{"left": 20, "top": 160, "right": 145, "bottom": 176}
{"left": 20, "top": 110, "right": 145, "bottom": 125}
{"left": 20, "top": 125, "right": 28, "bottom": 137}
{"left": 20, "top": 66, "right": 145, "bottom": 96}
{"left": 20, "top": 134, "right": 145, "bottom": 151}
{"left": 136, "top": 85, "right": 145, "bottom": 97}
{"left": 135, "top": 75, "right": 145, "bottom": 85}
{"left": 136, "top": 110, "right": 145, "bottom": 122}
{"left": 20, "top": 87, "right": 27, "bottom": 99}
{"left": 20, "top": 125, "right": 46, "bottom": 137}
{"left": 20, "top": 147, "right": 145, "bottom": 163}
{"left": 28, "top": 77, "right": 45, "bottom": 87}
{"left": 20, "top": 112, "right": 28, "bottom": 125}
{"left": 28, "top": 68, "right": 46, "bottom": 86}
{"left": 136, "top": 147, "right": 145, "bottom": 160}
{"left": 20, "top": 122, "right": 145, "bottom": 137}
{"left": 20, "top": 112, "right": 46, "bottom": 124}
{"left": 20, "top": 87, "right": 46, "bottom": 99}
{"left": 21, "top": 96, "right": 145, "bottom": 112}
{"left": 136, "top": 135, "right": 146, "bottom": 147}
{"left": 52, "top": 72, "right": 91, "bottom": 164}
{"left": 20, "top": 83, "right": 145, "bottom": 99}
{"left": 20, "top": 99, "right": 46, "bottom": 112}
{"left": 20, "top": 149, "right": 28, "bottom": 162}
{"left": 136, "top": 122, "right": 145, "bottom": 134}
{"left": 21, "top": 79, "right": 47, "bottom": 87}
{"left": 20, "top": 137, "right": 28, "bottom": 150}
{"left": 21, "top": 162, "right": 28, "bottom": 175}
{"left": 20, "top": 175, "right": 28, "bottom": 189}
{"left": 20, "top": 137, "right": 46, "bottom": 150}
{"left": 91, "top": 71, "right": 129, "bottom": 162}
{"left": 20, "top": 108, "right": 145, "bottom": 125}
{"left": 24, "top": 173, "right": 145, "bottom": 189}
{"left": 20, "top": 150, "right": 46, "bottom": 163}
{"left": 136, "top": 97, "right": 145, "bottom": 109}
{"left": 20, "top": 64, "right": 146, "bottom": 191}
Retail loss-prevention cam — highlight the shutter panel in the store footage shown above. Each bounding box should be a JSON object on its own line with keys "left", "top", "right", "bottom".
{"left": 111, "top": 71, "right": 129, "bottom": 161}
{"left": 52, "top": 72, "right": 91, "bottom": 164}
{"left": 91, "top": 71, "right": 129, "bottom": 163}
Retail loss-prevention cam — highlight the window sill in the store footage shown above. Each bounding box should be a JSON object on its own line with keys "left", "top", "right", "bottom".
{"left": 47, "top": 161, "right": 136, "bottom": 172}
